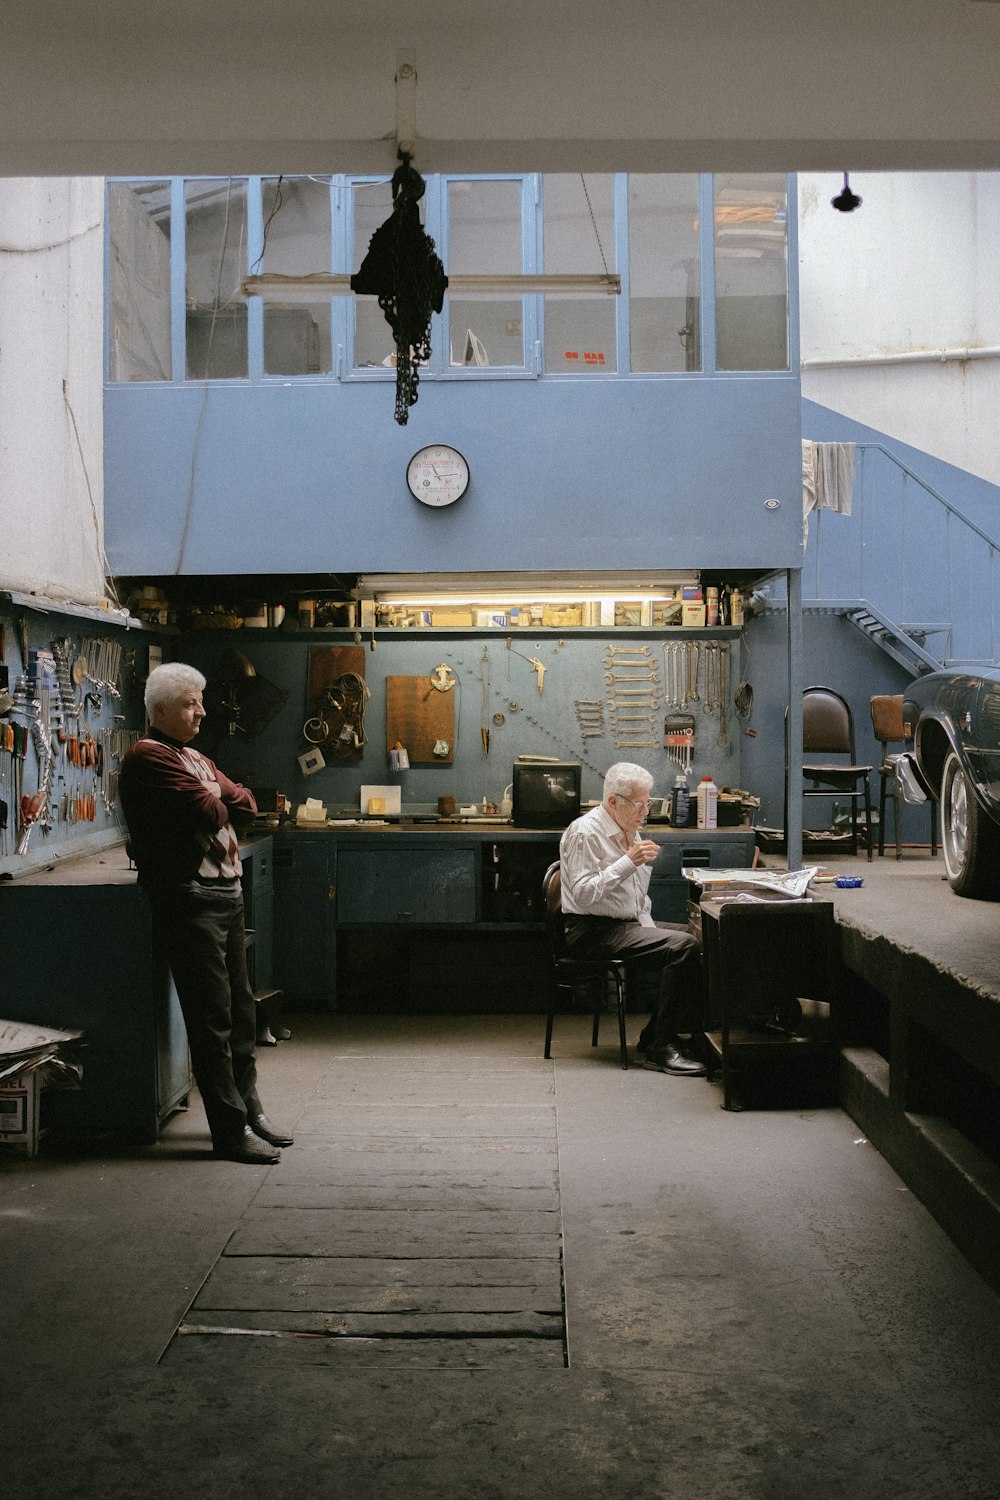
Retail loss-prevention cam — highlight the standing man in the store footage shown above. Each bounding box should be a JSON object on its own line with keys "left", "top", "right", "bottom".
{"left": 120, "top": 662, "right": 293, "bottom": 1163}
{"left": 559, "top": 762, "right": 706, "bottom": 1076}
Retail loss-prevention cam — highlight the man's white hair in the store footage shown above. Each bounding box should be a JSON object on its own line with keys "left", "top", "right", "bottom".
{"left": 145, "top": 661, "right": 206, "bottom": 720}
{"left": 603, "top": 761, "right": 654, "bottom": 803}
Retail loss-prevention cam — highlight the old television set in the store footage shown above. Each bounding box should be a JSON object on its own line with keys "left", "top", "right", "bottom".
{"left": 512, "top": 760, "right": 582, "bottom": 829}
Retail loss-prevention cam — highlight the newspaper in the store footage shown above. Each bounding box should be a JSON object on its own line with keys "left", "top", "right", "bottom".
{"left": 0, "top": 1019, "right": 84, "bottom": 1082}
{"left": 681, "top": 866, "right": 820, "bottom": 901}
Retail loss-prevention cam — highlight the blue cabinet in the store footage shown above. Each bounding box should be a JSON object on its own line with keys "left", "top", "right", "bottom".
{"left": 337, "top": 847, "right": 478, "bottom": 925}
{"left": 272, "top": 833, "right": 336, "bottom": 1003}
{"left": 241, "top": 836, "right": 274, "bottom": 989}
{"left": 0, "top": 849, "right": 191, "bottom": 1141}
{"left": 271, "top": 825, "right": 756, "bottom": 1010}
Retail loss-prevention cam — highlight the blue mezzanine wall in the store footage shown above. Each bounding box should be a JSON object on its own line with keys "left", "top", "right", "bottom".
{"left": 104, "top": 374, "right": 804, "bottom": 579}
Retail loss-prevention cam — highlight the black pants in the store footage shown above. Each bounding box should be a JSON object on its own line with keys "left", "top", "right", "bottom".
{"left": 564, "top": 916, "right": 703, "bottom": 1048}
{"left": 148, "top": 882, "right": 260, "bottom": 1147}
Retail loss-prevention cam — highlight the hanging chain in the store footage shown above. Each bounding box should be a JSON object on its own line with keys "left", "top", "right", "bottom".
{"left": 580, "top": 174, "right": 610, "bottom": 277}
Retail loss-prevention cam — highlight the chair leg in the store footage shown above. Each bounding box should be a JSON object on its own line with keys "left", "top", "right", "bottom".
{"left": 893, "top": 788, "right": 903, "bottom": 861}
{"left": 613, "top": 969, "right": 628, "bottom": 1070}
{"left": 863, "top": 780, "right": 873, "bottom": 861}
{"left": 544, "top": 976, "right": 556, "bottom": 1059}
{"left": 591, "top": 1005, "right": 600, "bottom": 1048}
{"left": 878, "top": 773, "right": 887, "bottom": 857}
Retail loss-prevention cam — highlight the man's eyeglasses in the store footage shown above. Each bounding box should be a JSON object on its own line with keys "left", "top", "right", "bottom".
{"left": 616, "top": 794, "right": 650, "bottom": 812}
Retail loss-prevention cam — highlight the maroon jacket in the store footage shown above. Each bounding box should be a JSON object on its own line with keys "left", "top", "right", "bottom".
{"left": 119, "top": 729, "right": 257, "bottom": 885}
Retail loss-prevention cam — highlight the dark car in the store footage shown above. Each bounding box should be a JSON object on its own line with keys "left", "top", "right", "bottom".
{"left": 903, "top": 668, "right": 1000, "bottom": 898}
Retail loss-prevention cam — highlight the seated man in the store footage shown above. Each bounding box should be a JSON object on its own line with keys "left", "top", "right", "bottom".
{"left": 558, "top": 761, "right": 706, "bottom": 1076}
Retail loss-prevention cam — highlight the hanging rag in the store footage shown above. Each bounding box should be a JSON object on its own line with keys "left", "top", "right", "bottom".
{"left": 350, "top": 157, "right": 448, "bottom": 424}
{"left": 802, "top": 440, "right": 856, "bottom": 542}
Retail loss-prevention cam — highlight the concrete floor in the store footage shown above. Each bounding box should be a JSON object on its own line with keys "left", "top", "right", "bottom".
{"left": 4, "top": 980, "right": 1000, "bottom": 1499}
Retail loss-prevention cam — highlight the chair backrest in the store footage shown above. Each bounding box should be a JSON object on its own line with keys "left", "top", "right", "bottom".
{"left": 542, "top": 861, "right": 569, "bottom": 960}
{"left": 802, "top": 686, "right": 855, "bottom": 758}
{"left": 870, "top": 693, "right": 904, "bottom": 754}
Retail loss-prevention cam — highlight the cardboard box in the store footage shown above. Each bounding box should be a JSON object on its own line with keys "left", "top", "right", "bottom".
{"left": 432, "top": 607, "right": 474, "bottom": 627}
{"left": 682, "top": 602, "right": 707, "bottom": 627}
{"left": 542, "top": 604, "right": 583, "bottom": 627}
{"left": 0, "top": 1071, "right": 42, "bottom": 1156}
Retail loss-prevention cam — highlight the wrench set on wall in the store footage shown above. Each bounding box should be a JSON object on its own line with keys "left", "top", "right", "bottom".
{"left": 604, "top": 644, "right": 660, "bottom": 750}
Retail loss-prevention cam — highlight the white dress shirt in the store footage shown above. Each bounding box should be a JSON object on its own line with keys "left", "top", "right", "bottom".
{"left": 558, "top": 803, "right": 655, "bottom": 924}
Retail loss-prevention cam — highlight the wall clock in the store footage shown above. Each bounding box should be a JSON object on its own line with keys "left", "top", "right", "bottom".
{"left": 406, "top": 444, "right": 470, "bottom": 507}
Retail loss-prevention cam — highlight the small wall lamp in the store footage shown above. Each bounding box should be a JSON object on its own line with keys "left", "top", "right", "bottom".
{"left": 831, "top": 173, "right": 862, "bottom": 213}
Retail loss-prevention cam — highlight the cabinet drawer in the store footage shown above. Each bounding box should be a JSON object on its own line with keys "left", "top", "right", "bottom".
{"left": 337, "top": 849, "right": 477, "bottom": 924}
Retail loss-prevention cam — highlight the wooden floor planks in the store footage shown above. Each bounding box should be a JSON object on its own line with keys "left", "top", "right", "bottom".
{"left": 166, "top": 1049, "right": 566, "bottom": 1368}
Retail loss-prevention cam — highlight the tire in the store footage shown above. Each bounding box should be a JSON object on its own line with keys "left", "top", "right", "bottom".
{"left": 940, "top": 750, "right": 1000, "bottom": 899}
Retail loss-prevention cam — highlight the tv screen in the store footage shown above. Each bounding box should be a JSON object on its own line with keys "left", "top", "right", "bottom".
{"left": 512, "top": 761, "right": 582, "bottom": 829}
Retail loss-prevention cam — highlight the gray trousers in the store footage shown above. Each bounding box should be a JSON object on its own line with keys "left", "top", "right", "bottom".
{"left": 564, "top": 915, "right": 702, "bottom": 1047}
{"left": 148, "top": 881, "right": 261, "bottom": 1147}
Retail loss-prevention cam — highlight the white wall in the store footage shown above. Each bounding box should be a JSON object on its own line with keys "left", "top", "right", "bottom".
{"left": 0, "top": 178, "right": 107, "bottom": 604}
{"left": 798, "top": 172, "right": 1000, "bottom": 486}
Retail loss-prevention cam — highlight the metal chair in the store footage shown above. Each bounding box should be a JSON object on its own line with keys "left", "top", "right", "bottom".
{"left": 784, "top": 686, "right": 873, "bottom": 860}
{"left": 542, "top": 862, "right": 631, "bottom": 1070}
{"left": 870, "top": 694, "right": 938, "bottom": 860}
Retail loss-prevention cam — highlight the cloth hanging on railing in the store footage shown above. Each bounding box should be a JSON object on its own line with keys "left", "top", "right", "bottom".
{"left": 802, "top": 440, "right": 856, "bottom": 542}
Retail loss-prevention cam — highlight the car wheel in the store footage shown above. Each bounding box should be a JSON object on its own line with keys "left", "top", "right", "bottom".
{"left": 940, "top": 750, "right": 1000, "bottom": 899}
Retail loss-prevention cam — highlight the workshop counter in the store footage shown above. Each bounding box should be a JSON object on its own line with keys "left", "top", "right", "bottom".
{"left": 0, "top": 837, "right": 273, "bottom": 1139}
{"left": 268, "top": 822, "right": 756, "bottom": 1009}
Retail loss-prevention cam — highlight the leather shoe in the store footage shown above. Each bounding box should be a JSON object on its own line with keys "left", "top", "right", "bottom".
{"left": 248, "top": 1112, "right": 294, "bottom": 1147}
{"left": 643, "top": 1044, "right": 707, "bottom": 1077}
{"left": 214, "top": 1126, "right": 281, "bottom": 1164}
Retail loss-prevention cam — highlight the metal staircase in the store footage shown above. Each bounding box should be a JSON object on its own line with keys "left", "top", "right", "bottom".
{"left": 802, "top": 443, "right": 1000, "bottom": 674}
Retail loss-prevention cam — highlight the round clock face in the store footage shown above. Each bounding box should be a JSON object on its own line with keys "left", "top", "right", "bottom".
{"left": 406, "top": 445, "right": 470, "bottom": 507}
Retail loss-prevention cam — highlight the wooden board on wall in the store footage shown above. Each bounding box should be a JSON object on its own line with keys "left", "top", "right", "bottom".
{"left": 386, "top": 676, "right": 455, "bottom": 765}
{"left": 308, "top": 645, "right": 367, "bottom": 762}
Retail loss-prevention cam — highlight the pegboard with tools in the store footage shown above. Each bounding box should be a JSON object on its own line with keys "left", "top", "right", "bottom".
{"left": 0, "top": 606, "right": 145, "bottom": 867}
{"left": 406, "top": 634, "right": 741, "bottom": 797}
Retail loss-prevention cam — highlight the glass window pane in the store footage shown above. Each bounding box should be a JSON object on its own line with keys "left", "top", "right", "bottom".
{"left": 543, "top": 174, "right": 616, "bottom": 375}
{"left": 714, "top": 174, "right": 788, "bottom": 371}
{"left": 185, "top": 179, "right": 248, "bottom": 379}
{"left": 447, "top": 180, "right": 524, "bottom": 368}
{"left": 628, "top": 175, "right": 701, "bottom": 372}
{"left": 261, "top": 177, "right": 332, "bottom": 375}
{"left": 352, "top": 179, "right": 398, "bottom": 369}
{"left": 108, "top": 181, "right": 172, "bottom": 381}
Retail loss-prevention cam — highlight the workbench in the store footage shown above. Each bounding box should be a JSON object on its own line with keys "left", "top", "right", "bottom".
{"left": 0, "top": 837, "right": 273, "bottom": 1141}
{"left": 270, "top": 821, "right": 756, "bottom": 1009}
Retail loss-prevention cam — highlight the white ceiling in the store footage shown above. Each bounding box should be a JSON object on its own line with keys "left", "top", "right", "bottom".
{"left": 2, "top": 0, "right": 999, "bottom": 177}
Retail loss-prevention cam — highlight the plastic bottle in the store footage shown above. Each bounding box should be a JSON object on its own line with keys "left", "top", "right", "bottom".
{"left": 696, "top": 774, "right": 718, "bottom": 830}
{"left": 670, "top": 772, "right": 690, "bottom": 828}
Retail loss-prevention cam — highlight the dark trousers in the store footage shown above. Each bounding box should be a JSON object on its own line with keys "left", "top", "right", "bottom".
{"left": 564, "top": 916, "right": 703, "bottom": 1047}
{"left": 148, "top": 882, "right": 260, "bottom": 1147}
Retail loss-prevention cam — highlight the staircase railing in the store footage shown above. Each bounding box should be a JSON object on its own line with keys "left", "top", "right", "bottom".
{"left": 803, "top": 443, "right": 1000, "bottom": 668}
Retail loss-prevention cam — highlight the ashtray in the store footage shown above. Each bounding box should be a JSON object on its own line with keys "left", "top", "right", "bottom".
{"left": 834, "top": 875, "right": 864, "bottom": 888}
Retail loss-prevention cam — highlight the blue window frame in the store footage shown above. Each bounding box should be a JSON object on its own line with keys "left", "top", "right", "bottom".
{"left": 106, "top": 173, "right": 795, "bottom": 386}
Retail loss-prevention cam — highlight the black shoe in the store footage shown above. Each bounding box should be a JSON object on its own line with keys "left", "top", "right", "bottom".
{"left": 248, "top": 1112, "right": 294, "bottom": 1147}
{"left": 643, "top": 1044, "right": 707, "bottom": 1077}
{"left": 214, "top": 1126, "right": 281, "bottom": 1164}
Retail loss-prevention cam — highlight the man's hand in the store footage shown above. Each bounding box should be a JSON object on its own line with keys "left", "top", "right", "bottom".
{"left": 628, "top": 838, "right": 661, "bottom": 867}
